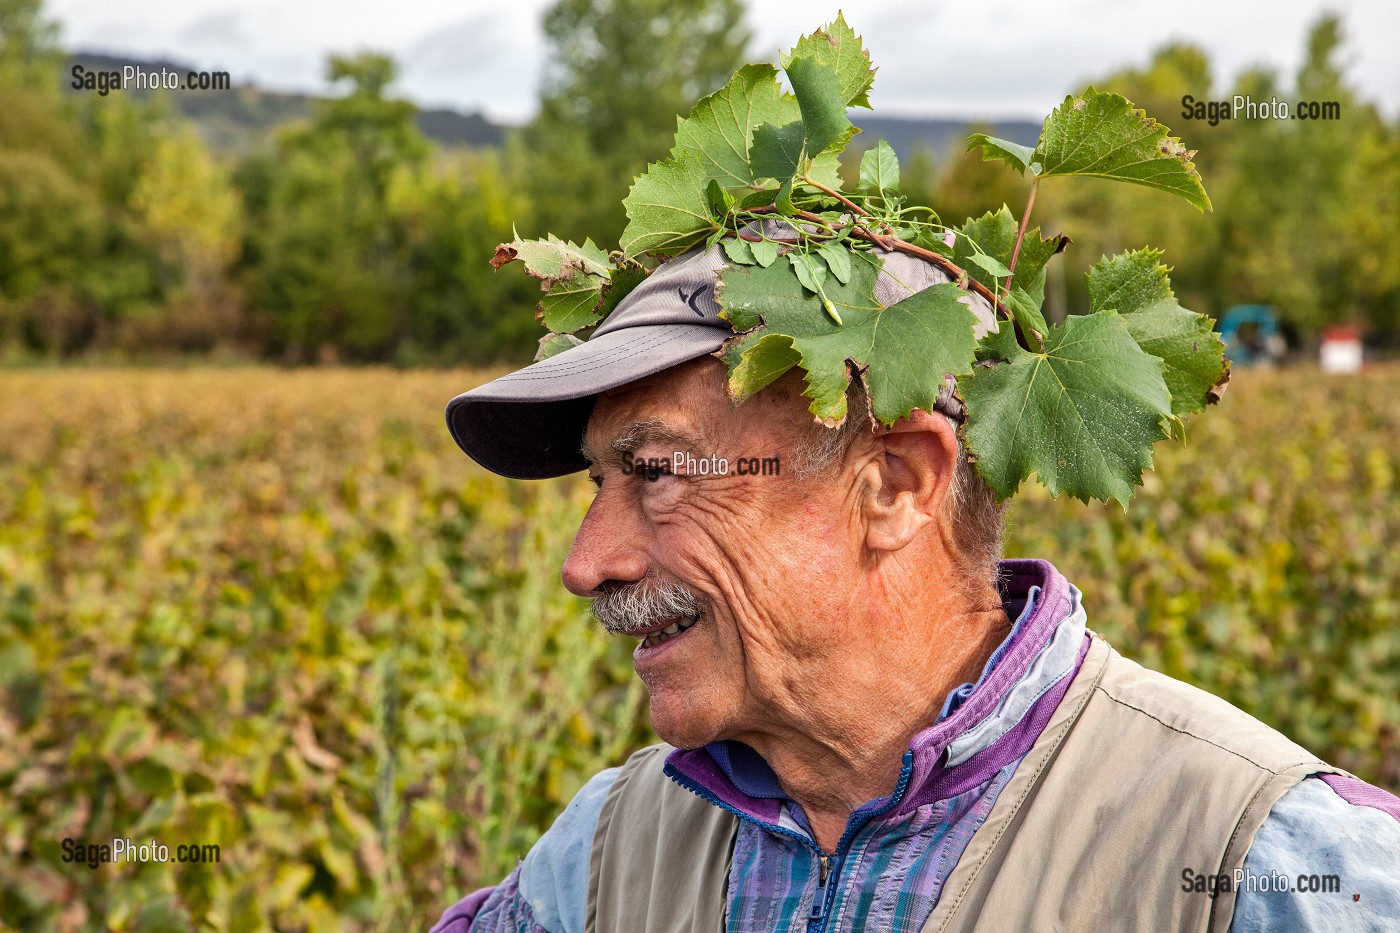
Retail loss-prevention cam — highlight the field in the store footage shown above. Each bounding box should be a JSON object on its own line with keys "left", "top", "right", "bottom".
{"left": 1, "top": 365, "right": 1397, "bottom": 931}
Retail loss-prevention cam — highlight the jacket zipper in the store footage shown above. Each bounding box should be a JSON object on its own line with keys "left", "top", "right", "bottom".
{"left": 807, "top": 853, "right": 840, "bottom": 927}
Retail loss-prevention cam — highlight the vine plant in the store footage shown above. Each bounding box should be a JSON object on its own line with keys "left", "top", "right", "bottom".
{"left": 490, "top": 15, "right": 1229, "bottom": 508}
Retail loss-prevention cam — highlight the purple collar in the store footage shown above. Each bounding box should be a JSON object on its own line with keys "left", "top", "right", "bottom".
{"left": 664, "top": 558, "right": 1089, "bottom": 833}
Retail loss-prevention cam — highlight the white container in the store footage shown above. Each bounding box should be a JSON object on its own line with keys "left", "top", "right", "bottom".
{"left": 1319, "top": 326, "right": 1363, "bottom": 374}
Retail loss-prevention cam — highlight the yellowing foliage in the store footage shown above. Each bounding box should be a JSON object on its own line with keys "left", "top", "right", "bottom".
{"left": 0, "top": 366, "right": 1396, "bottom": 929}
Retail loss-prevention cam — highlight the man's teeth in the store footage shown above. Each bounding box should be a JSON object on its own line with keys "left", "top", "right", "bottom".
{"left": 638, "top": 613, "right": 700, "bottom": 648}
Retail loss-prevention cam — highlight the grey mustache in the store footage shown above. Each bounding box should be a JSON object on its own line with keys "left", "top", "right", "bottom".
{"left": 591, "top": 576, "right": 704, "bottom": 635}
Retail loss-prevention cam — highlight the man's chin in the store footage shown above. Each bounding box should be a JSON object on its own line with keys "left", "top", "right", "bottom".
{"left": 646, "top": 691, "right": 724, "bottom": 750}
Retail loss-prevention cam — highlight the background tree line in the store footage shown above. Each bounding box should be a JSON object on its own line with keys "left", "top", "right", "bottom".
{"left": 0, "top": 0, "right": 1395, "bottom": 366}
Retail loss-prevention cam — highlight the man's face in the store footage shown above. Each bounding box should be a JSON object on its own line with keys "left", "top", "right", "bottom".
{"left": 561, "top": 357, "right": 864, "bottom": 749}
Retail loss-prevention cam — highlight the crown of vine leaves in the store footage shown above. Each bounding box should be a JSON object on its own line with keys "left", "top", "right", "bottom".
{"left": 491, "top": 14, "right": 1229, "bottom": 507}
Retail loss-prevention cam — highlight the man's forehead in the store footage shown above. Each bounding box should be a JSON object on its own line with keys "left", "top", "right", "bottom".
{"left": 581, "top": 364, "right": 718, "bottom": 463}
{"left": 579, "top": 357, "right": 814, "bottom": 465}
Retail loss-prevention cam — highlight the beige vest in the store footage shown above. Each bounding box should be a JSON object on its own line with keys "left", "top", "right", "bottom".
{"left": 586, "top": 635, "right": 1344, "bottom": 932}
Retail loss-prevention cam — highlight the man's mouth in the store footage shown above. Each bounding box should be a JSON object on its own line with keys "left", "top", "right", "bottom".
{"left": 634, "top": 612, "right": 701, "bottom": 649}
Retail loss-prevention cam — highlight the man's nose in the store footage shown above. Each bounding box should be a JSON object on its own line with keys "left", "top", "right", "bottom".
{"left": 561, "top": 493, "right": 650, "bottom": 597}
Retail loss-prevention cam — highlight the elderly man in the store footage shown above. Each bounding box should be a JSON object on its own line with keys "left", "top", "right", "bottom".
{"left": 432, "top": 244, "right": 1400, "bottom": 932}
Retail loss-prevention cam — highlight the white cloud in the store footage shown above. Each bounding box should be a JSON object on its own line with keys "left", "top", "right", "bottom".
{"left": 45, "top": 0, "right": 1400, "bottom": 122}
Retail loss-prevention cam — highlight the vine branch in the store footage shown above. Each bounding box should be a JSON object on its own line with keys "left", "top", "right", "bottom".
{"left": 1004, "top": 176, "right": 1040, "bottom": 303}
{"left": 745, "top": 206, "right": 1012, "bottom": 320}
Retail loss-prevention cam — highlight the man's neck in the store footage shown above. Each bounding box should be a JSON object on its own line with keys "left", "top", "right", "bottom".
{"left": 741, "top": 598, "right": 1011, "bottom": 853}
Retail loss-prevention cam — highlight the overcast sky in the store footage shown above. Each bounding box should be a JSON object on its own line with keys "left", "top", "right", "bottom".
{"left": 48, "top": 0, "right": 1400, "bottom": 123}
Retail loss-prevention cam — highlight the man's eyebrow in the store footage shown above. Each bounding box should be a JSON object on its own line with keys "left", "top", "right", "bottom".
{"left": 581, "top": 420, "right": 704, "bottom": 466}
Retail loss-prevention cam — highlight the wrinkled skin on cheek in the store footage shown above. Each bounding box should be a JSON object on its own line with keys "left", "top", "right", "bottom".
{"left": 564, "top": 359, "right": 860, "bottom": 750}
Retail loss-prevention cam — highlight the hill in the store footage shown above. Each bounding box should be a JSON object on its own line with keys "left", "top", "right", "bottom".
{"left": 65, "top": 51, "right": 506, "bottom": 153}
{"left": 64, "top": 51, "right": 1041, "bottom": 163}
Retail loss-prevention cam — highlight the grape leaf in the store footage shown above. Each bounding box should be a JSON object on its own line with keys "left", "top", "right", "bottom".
{"left": 673, "top": 64, "right": 800, "bottom": 187}
{"left": 781, "top": 13, "right": 876, "bottom": 109}
{"left": 953, "top": 207, "right": 1066, "bottom": 305}
{"left": 596, "top": 264, "right": 648, "bottom": 319}
{"left": 750, "top": 121, "right": 808, "bottom": 184}
{"left": 621, "top": 156, "right": 716, "bottom": 256}
{"left": 725, "top": 331, "right": 802, "bottom": 402}
{"left": 535, "top": 332, "right": 584, "bottom": 361}
{"left": 786, "top": 54, "right": 852, "bottom": 155}
{"left": 491, "top": 233, "right": 611, "bottom": 280}
{"left": 1033, "top": 88, "right": 1211, "bottom": 211}
{"left": 1086, "top": 247, "right": 1173, "bottom": 311}
{"left": 965, "top": 133, "right": 1034, "bottom": 175}
{"left": 858, "top": 140, "right": 900, "bottom": 195}
{"left": 953, "top": 207, "right": 1066, "bottom": 344}
{"left": 1088, "top": 250, "right": 1227, "bottom": 416}
{"left": 1119, "top": 300, "right": 1226, "bottom": 417}
{"left": 706, "top": 178, "right": 734, "bottom": 220}
{"left": 539, "top": 274, "right": 607, "bottom": 333}
{"left": 959, "top": 313, "right": 1173, "bottom": 506}
{"left": 719, "top": 258, "right": 980, "bottom": 425}
{"left": 748, "top": 54, "right": 855, "bottom": 188}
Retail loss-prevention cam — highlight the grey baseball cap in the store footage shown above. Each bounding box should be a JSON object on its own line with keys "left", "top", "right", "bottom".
{"left": 445, "top": 241, "right": 996, "bottom": 479}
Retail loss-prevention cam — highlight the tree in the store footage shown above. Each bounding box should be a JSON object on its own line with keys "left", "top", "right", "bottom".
{"left": 250, "top": 53, "right": 431, "bottom": 362}
{"left": 522, "top": 0, "right": 751, "bottom": 243}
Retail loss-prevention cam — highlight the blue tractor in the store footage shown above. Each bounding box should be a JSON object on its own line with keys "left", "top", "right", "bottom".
{"left": 1219, "top": 305, "right": 1284, "bottom": 366}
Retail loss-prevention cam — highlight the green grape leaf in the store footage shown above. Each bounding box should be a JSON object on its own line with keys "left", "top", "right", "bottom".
{"left": 965, "top": 133, "right": 1035, "bottom": 175}
{"left": 719, "top": 258, "right": 980, "bottom": 425}
{"left": 858, "top": 140, "right": 901, "bottom": 195}
{"left": 491, "top": 233, "right": 611, "bottom": 280}
{"left": 538, "top": 273, "right": 607, "bottom": 333}
{"left": 952, "top": 207, "right": 1066, "bottom": 305}
{"left": 1005, "top": 287, "right": 1051, "bottom": 349}
{"left": 1033, "top": 88, "right": 1211, "bottom": 211}
{"left": 952, "top": 206, "right": 1066, "bottom": 344}
{"left": 750, "top": 120, "right": 808, "bottom": 184}
{"left": 596, "top": 264, "right": 648, "bottom": 319}
{"left": 1086, "top": 247, "right": 1173, "bottom": 312}
{"left": 621, "top": 156, "right": 716, "bottom": 256}
{"left": 706, "top": 178, "right": 735, "bottom": 220}
{"left": 673, "top": 64, "right": 800, "bottom": 187}
{"left": 959, "top": 313, "right": 1173, "bottom": 506}
{"left": 1088, "top": 250, "right": 1227, "bottom": 415}
{"left": 786, "top": 54, "right": 852, "bottom": 155}
{"left": 725, "top": 331, "right": 802, "bottom": 402}
{"left": 748, "top": 55, "right": 857, "bottom": 188}
{"left": 809, "top": 135, "right": 857, "bottom": 189}
{"left": 782, "top": 13, "right": 876, "bottom": 109}
{"left": 535, "top": 332, "right": 584, "bottom": 362}
{"left": 1120, "top": 300, "right": 1227, "bottom": 417}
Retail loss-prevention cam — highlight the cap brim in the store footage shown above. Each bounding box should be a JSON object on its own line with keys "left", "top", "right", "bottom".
{"left": 446, "top": 323, "right": 727, "bottom": 479}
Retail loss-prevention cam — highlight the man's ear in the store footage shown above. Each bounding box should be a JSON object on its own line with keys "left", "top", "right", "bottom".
{"left": 857, "top": 409, "right": 960, "bottom": 553}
